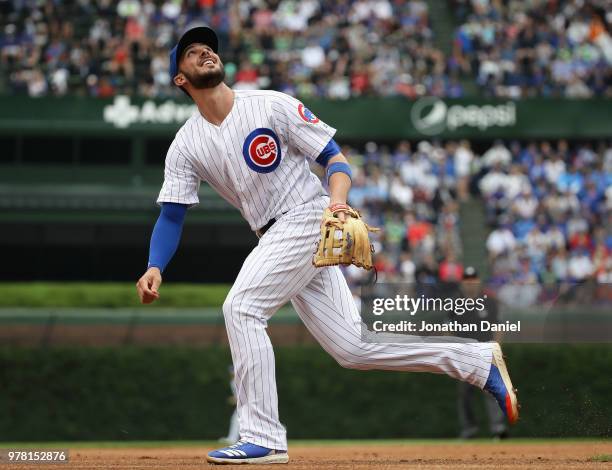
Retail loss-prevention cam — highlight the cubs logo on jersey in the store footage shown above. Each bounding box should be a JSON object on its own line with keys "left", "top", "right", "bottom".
{"left": 242, "top": 128, "right": 282, "bottom": 173}
{"left": 298, "top": 103, "right": 320, "bottom": 124}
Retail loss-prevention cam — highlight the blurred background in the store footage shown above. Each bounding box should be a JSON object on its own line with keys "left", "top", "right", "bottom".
{"left": 0, "top": 0, "right": 610, "bottom": 442}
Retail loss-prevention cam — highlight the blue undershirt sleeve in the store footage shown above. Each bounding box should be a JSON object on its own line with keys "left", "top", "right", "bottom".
{"left": 315, "top": 138, "right": 341, "bottom": 167}
{"left": 147, "top": 202, "right": 188, "bottom": 272}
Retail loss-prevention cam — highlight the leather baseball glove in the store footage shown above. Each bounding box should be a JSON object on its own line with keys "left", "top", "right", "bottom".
{"left": 313, "top": 203, "right": 380, "bottom": 270}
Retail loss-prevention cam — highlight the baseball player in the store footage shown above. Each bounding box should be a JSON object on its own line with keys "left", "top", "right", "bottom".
{"left": 135, "top": 27, "right": 519, "bottom": 465}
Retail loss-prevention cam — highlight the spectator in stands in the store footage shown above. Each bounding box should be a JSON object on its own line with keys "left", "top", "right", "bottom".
{"left": 399, "top": 252, "right": 417, "bottom": 283}
{"left": 439, "top": 251, "right": 464, "bottom": 283}
{"left": 568, "top": 249, "right": 595, "bottom": 282}
{"left": 486, "top": 221, "right": 516, "bottom": 258}
{"left": 455, "top": 140, "right": 474, "bottom": 201}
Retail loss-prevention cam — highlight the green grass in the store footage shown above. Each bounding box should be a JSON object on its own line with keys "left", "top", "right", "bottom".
{"left": 590, "top": 454, "right": 612, "bottom": 462}
{"left": 0, "top": 283, "right": 231, "bottom": 308}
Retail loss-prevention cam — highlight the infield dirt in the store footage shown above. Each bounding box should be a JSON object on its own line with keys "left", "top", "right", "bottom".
{"left": 4, "top": 441, "right": 611, "bottom": 469}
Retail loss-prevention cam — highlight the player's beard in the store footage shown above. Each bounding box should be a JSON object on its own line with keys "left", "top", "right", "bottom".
{"left": 184, "top": 63, "right": 226, "bottom": 89}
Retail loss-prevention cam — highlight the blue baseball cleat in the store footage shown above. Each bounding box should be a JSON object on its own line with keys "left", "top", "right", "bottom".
{"left": 206, "top": 439, "right": 289, "bottom": 465}
{"left": 484, "top": 343, "right": 520, "bottom": 424}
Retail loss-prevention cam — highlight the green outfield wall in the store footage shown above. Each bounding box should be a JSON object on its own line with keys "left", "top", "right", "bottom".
{"left": 0, "top": 96, "right": 610, "bottom": 140}
{"left": 0, "top": 345, "right": 610, "bottom": 441}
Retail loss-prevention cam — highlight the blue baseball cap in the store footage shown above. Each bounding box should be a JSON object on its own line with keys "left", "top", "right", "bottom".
{"left": 169, "top": 26, "right": 219, "bottom": 82}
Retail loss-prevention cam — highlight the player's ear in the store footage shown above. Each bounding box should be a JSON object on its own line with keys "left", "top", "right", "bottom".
{"left": 173, "top": 74, "right": 186, "bottom": 87}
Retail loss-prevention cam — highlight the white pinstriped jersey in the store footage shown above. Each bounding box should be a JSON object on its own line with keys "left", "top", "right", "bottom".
{"left": 157, "top": 90, "right": 337, "bottom": 231}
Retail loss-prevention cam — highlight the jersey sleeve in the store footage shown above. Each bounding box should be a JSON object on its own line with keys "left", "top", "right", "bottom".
{"left": 156, "top": 139, "right": 201, "bottom": 207}
{"left": 270, "top": 93, "right": 337, "bottom": 162}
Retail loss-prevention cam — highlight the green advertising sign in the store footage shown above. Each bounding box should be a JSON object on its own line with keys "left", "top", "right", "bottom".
{"left": 0, "top": 95, "right": 609, "bottom": 139}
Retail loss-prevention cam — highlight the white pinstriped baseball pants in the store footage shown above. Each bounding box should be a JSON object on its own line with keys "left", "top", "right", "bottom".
{"left": 222, "top": 196, "right": 493, "bottom": 450}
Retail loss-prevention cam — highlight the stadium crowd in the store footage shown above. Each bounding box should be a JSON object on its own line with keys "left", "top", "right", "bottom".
{"left": 451, "top": 0, "right": 612, "bottom": 98}
{"left": 0, "top": 0, "right": 464, "bottom": 99}
{"left": 342, "top": 139, "right": 612, "bottom": 294}
{"left": 479, "top": 139, "right": 611, "bottom": 288}
{"left": 344, "top": 139, "right": 473, "bottom": 286}
{"left": 3, "top": 0, "right": 610, "bottom": 99}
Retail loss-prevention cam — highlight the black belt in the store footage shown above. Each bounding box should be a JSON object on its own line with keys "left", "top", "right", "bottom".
{"left": 256, "top": 217, "right": 277, "bottom": 238}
